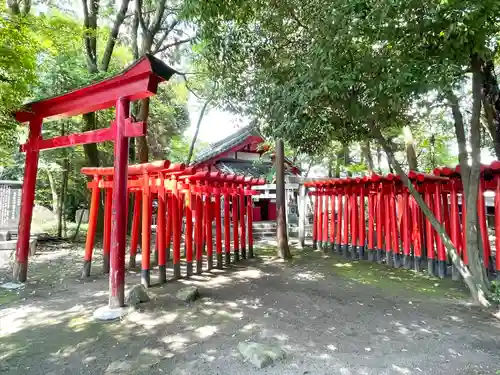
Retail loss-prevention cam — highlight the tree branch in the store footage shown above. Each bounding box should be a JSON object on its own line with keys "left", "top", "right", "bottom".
{"left": 81, "top": 0, "right": 98, "bottom": 73}
{"left": 149, "top": 0, "right": 167, "bottom": 36}
{"left": 100, "top": 0, "right": 131, "bottom": 71}
{"left": 131, "top": 10, "right": 139, "bottom": 59}
{"left": 135, "top": 0, "right": 149, "bottom": 36}
{"left": 152, "top": 19, "right": 180, "bottom": 54}
{"left": 154, "top": 37, "right": 195, "bottom": 54}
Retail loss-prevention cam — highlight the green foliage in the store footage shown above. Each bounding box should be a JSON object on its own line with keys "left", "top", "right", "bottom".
{"left": 148, "top": 83, "right": 191, "bottom": 159}
{"left": 184, "top": 0, "right": 500, "bottom": 163}
{"left": 489, "top": 281, "right": 500, "bottom": 305}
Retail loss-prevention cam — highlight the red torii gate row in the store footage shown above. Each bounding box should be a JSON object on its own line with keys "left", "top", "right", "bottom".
{"left": 81, "top": 161, "right": 265, "bottom": 288}
{"left": 13, "top": 55, "right": 176, "bottom": 311}
{"left": 305, "top": 172, "right": 452, "bottom": 279}
{"left": 306, "top": 165, "right": 500, "bottom": 280}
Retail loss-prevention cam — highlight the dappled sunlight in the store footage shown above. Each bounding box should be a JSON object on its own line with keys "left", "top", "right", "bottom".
{"left": 334, "top": 262, "right": 353, "bottom": 268}
{"left": 162, "top": 334, "right": 191, "bottom": 351}
{"left": 392, "top": 364, "right": 412, "bottom": 374}
{"left": 194, "top": 324, "right": 218, "bottom": 339}
{"left": 293, "top": 270, "right": 325, "bottom": 281}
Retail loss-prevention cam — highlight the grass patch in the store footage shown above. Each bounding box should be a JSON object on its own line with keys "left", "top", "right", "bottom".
{"left": 255, "top": 245, "right": 468, "bottom": 300}
{"left": 0, "top": 289, "right": 21, "bottom": 306}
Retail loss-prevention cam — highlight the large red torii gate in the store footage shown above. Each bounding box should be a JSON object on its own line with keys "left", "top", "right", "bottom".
{"left": 13, "top": 54, "right": 176, "bottom": 310}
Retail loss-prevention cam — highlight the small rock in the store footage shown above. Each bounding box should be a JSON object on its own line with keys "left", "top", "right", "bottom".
{"left": 1, "top": 282, "right": 24, "bottom": 290}
{"left": 105, "top": 361, "right": 134, "bottom": 374}
{"left": 126, "top": 284, "right": 150, "bottom": 306}
{"left": 176, "top": 286, "right": 199, "bottom": 303}
{"left": 237, "top": 341, "right": 285, "bottom": 369}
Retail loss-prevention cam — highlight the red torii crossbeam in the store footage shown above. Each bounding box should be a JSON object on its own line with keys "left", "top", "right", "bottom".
{"left": 13, "top": 54, "right": 176, "bottom": 313}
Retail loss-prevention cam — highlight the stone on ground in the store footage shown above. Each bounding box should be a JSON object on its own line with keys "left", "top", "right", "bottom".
{"left": 176, "top": 286, "right": 199, "bottom": 302}
{"left": 126, "top": 284, "right": 150, "bottom": 306}
{"left": 93, "top": 306, "right": 129, "bottom": 321}
{"left": 237, "top": 341, "right": 285, "bottom": 369}
{"left": 104, "top": 360, "right": 134, "bottom": 374}
{"left": 1, "top": 281, "right": 24, "bottom": 290}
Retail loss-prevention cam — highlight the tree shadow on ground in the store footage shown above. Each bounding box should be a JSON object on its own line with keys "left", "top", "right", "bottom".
{"left": 1, "top": 241, "right": 500, "bottom": 375}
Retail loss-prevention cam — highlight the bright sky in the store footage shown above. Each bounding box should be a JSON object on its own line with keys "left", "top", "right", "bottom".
{"left": 185, "top": 94, "right": 250, "bottom": 143}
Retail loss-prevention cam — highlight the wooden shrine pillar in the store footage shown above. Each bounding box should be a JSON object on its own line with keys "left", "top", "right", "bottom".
{"left": 108, "top": 97, "right": 130, "bottom": 308}
{"left": 13, "top": 117, "right": 42, "bottom": 283}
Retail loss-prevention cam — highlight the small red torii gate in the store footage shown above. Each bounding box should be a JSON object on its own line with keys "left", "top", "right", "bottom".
{"left": 13, "top": 54, "right": 176, "bottom": 310}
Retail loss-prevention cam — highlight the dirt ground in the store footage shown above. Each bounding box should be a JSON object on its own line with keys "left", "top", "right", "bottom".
{"left": 1, "top": 240, "right": 500, "bottom": 375}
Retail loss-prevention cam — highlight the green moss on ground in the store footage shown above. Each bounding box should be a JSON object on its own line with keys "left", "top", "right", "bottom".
{"left": 254, "top": 245, "right": 468, "bottom": 300}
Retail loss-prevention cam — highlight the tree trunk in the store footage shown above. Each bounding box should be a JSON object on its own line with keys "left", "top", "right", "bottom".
{"left": 46, "top": 169, "right": 59, "bottom": 215}
{"left": 187, "top": 98, "right": 210, "bottom": 164}
{"left": 361, "top": 140, "right": 374, "bottom": 174}
{"left": 482, "top": 59, "right": 500, "bottom": 159}
{"left": 57, "top": 122, "right": 69, "bottom": 238}
{"left": 137, "top": 98, "right": 150, "bottom": 163}
{"left": 466, "top": 55, "right": 491, "bottom": 290}
{"left": 298, "top": 184, "right": 307, "bottom": 248}
{"left": 58, "top": 158, "right": 69, "bottom": 238}
{"left": 276, "top": 139, "right": 292, "bottom": 259}
{"left": 402, "top": 126, "right": 418, "bottom": 171}
{"left": 372, "top": 125, "right": 490, "bottom": 307}
{"left": 82, "top": 113, "right": 100, "bottom": 168}
{"left": 376, "top": 144, "right": 383, "bottom": 173}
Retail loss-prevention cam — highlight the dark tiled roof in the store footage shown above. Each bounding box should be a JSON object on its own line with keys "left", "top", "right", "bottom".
{"left": 191, "top": 124, "right": 264, "bottom": 166}
{"left": 215, "top": 159, "right": 296, "bottom": 181}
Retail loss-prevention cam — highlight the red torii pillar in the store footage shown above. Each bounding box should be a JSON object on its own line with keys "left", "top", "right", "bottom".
{"left": 13, "top": 55, "right": 175, "bottom": 316}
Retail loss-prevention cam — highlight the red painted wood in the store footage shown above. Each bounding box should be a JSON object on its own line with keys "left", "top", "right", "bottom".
{"left": 461, "top": 196, "right": 468, "bottom": 264}
{"left": 14, "top": 117, "right": 42, "bottom": 281}
{"left": 172, "top": 178, "right": 181, "bottom": 276}
{"left": 165, "top": 192, "right": 173, "bottom": 259}
{"left": 206, "top": 194, "right": 213, "bottom": 260}
{"left": 317, "top": 189, "right": 324, "bottom": 244}
{"left": 141, "top": 173, "right": 152, "bottom": 276}
{"left": 268, "top": 202, "right": 277, "bottom": 221}
{"left": 130, "top": 191, "right": 142, "bottom": 262}
{"left": 196, "top": 188, "right": 203, "bottom": 263}
{"left": 185, "top": 190, "right": 193, "bottom": 265}
{"left": 376, "top": 190, "right": 383, "bottom": 251}
{"left": 16, "top": 55, "right": 175, "bottom": 123}
{"left": 411, "top": 198, "right": 422, "bottom": 258}
{"left": 232, "top": 189, "right": 239, "bottom": 255}
{"left": 215, "top": 190, "right": 223, "bottom": 256}
{"left": 402, "top": 190, "right": 410, "bottom": 255}
{"left": 342, "top": 188, "right": 349, "bottom": 246}
{"left": 424, "top": 190, "right": 435, "bottom": 260}
{"left": 336, "top": 190, "right": 343, "bottom": 245}
{"left": 19, "top": 122, "right": 143, "bottom": 152}
{"left": 496, "top": 178, "right": 500, "bottom": 272}
{"left": 81, "top": 160, "right": 170, "bottom": 176}
{"left": 247, "top": 192, "right": 254, "bottom": 252}
{"left": 253, "top": 207, "right": 261, "bottom": 221}
{"left": 322, "top": 193, "right": 329, "bottom": 245}
{"left": 442, "top": 191, "right": 451, "bottom": 237}
{"left": 367, "top": 192, "right": 374, "bottom": 249}
{"left": 384, "top": 193, "right": 392, "bottom": 254}
{"left": 103, "top": 186, "right": 113, "bottom": 270}
{"left": 157, "top": 174, "right": 166, "bottom": 270}
{"left": 84, "top": 176, "right": 101, "bottom": 263}
{"left": 359, "top": 187, "right": 366, "bottom": 248}
{"left": 239, "top": 189, "right": 246, "bottom": 253}
{"left": 390, "top": 188, "right": 399, "bottom": 256}
{"left": 350, "top": 189, "right": 358, "bottom": 248}
{"left": 312, "top": 192, "right": 318, "bottom": 244}
{"left": 329, "top": 192, "right": 335, "bottom": 245}
{"left": 477, "top": 181, "right": 491, "bottom": 268}
{"left": 109, "top": 97, "right": 130, "bottom": 308}
{"left": 450, "top": 181, "right": 460, "bottom": 253}
{"left": 224, "top": 186, "right": 231, "bottom": 258}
